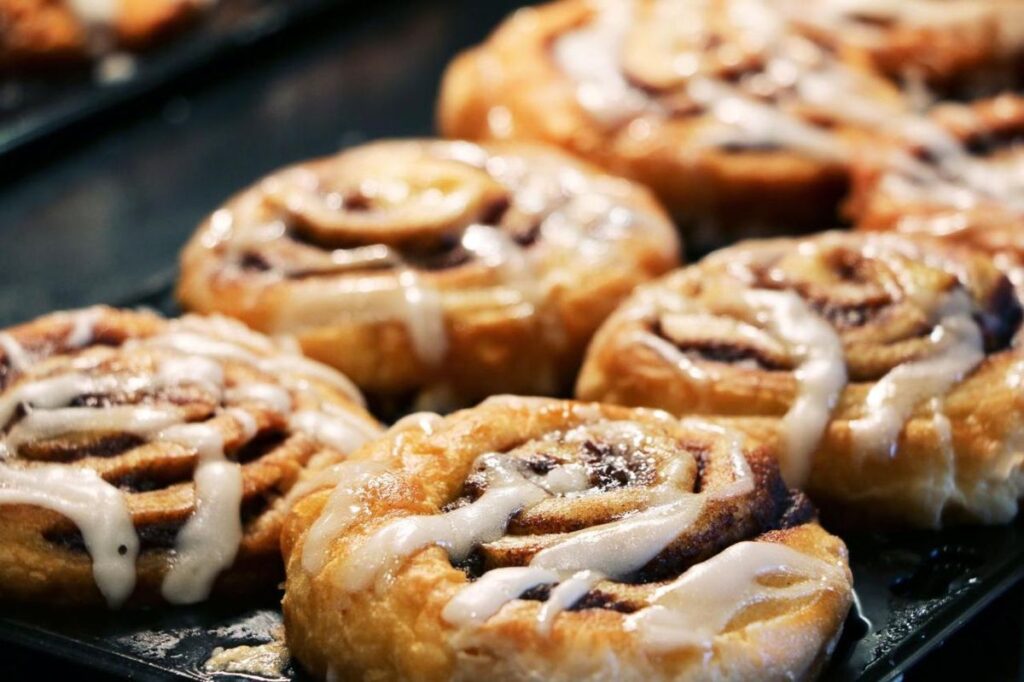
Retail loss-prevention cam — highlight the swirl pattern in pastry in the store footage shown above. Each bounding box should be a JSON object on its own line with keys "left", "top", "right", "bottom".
{"left": 850, "top": 94, "right": 1024, "bottom": 291}
{"left": 0, "top": 306, "right": 380, "bottom": 607}
{"left": 281, "top": 397, "right": 852, "bottom": 681}
{"left": 577, "top": 231, "right": 1024, "bottom": 527}
{"left": 177, "top": 139, "right": 679, "bottom": 413}
{"left": 438, "top": 0, "right": 921, "bottom": 247}
{"left": 787, "top": 0, "right": 1024, "bottom": 94}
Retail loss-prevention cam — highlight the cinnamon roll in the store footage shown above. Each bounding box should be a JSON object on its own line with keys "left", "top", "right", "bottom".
{"left": 1, "top": 0, "right": 209, "bottom": 68}
{"left": 177, "top": 139, "right": 679, "bottom": 413}
{"left": 281, "top": 397, "right": 852, "bottom": 682}
{"left": 437, "top": 0, "right": 912, "bottom": 249}
{"left": 789, "top": 0, "right": 1024, "bottom": 95}
{"left": 850, "top": 94, "right": 1024, "bottom": 289}
{"left": 0, "top": 306, "right": 381, "bottom": 607}
{"left": 577, "top": 231, "right": 1024, "bottom": 528}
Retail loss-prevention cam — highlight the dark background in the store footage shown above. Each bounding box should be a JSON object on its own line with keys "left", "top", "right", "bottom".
{"left": 0, "top": 0, "right": 1021, "bottom": 679}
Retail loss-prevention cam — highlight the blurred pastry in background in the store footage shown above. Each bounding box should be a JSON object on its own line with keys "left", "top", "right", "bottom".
{"left": 438, "top": 0, "right": 916, "bottom": 252}
{"left": 789, "top": 0, "right": 1024, "bottom": 97}
{"left": 1, "top": 0, "right": 214, "bottom": 72}
{"left": 177, "top": 139, "right": 680, "bottom": 415}
{"left": 849, "top": 93, "right": 1024, "bottom": 291}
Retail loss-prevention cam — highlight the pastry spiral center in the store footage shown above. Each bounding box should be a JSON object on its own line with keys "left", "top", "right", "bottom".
{"left": 265, "top": 158, "right": 510, "bottom": 252}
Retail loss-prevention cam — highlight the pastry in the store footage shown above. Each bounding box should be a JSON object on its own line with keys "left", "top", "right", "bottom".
{"left": 1, "top": 0, "right": 210, "bottom": 69}
{"left": 177, "top": 139, "right": 679, "bottom": 414}
{"left": 281, "top": 397, "right": 853, "bottom": 681}
{"left": 850, "top": 93, "right": 1024, "bottom": 290}
{"left": 577, "top": 231, "right": 1024, "bottom": 527}
{"left": 437, "top": 0, "right": 913, "bottom": 250}
{"left": 789, "top": 0, "right": 1024, "bottom": 96}
{"left": 0, "top": 306, "right": 381, "bottom": 607}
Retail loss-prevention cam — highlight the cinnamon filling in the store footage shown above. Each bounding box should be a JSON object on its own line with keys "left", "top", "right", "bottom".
{"left": 443, "top": 424, "right": 813, "bottom": 613}
{"left": 654, "top": 316, "right": 794, "bottom": 371}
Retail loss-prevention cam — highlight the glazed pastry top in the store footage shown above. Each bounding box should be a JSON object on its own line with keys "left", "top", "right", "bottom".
{"left": 0, "top": 308, "right": 379, "bottom": 607}
{"left": 549, "top": 0, "right": 914, "bottom": 158}
{"left": 581, "top": 231, "right": 1022, "bottom": 487}
{"left": 188, "top": 139, "right": 678, "bottom": 365}
{"left": 295, "top": 399, "right": 847, "bottom": 650}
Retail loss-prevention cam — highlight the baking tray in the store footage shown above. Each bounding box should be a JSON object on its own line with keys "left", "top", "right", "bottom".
{"left": 0, "top": 0, "right": 352, "bottom": 161}
{"left": 1, "top": 279, "right": 1022, "bottom": 681}
{"left": 1, "top": 0, "right": 1024, "bottom": 678}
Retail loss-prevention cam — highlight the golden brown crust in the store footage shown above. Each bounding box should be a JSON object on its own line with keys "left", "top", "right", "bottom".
{"left": 282, "top": 397, "right": 853, "bottom": 681}
{"left": 177, "top": 139, "right": 680, "bottom": 413}
{"left": 0, "top": 0, "right": 206, "bottom": 68}
{"left": 850, "top": 94, "right": 1024, "bottom": 291}
{"left": 792, "top": 0, "right": 1024, "bottom": 94}
{"left": 577, "top": 231, "right": 1024, "bottom": 528}
{"left": 437, "top": 0, "right": 910, "bottom": 249}
{"left": 0, "top": 306, "right": 380, "bottom": 607}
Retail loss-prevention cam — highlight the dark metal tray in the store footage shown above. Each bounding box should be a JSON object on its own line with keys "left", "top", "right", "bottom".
{"left": 0, "top": 0, "right": 349, "bottom": 161}
{"left": 1, "top": 280, "right": 1023, "bottom": 681}
{"left": 1, "top": 0, "right": 1023, "bottom": 679}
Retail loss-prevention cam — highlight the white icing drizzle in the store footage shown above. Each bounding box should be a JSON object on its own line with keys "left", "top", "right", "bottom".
{"left": 0, "top": 333, "right": 31, "bottom": 373}
{"left": 624, "top": 541, "right": 843, "bottom": 651}
{"left": 264, "top": 354, "right": 365, "bottom": 407}
{"left": 158, "top": 423, "right": 241, "bottom": 604}
{"left": 67, "top": 0, "right": 119, "bottom": 26}
{"left": 551, "top": 0, "right": 650, "bottom": 125}
{"left": 687, "top": 77, "right": 847, "bottom": 161}
{"left": 211, "top": 141, "right": 667, "bottom": 378}
{"left": 849, "top": 290, "right": 984, "bottom": 457}
{"left": 0, "top": 314, "right": 371, "bottom": 607}
{"left": 443, "top": 566, "right": 560, "bottom": 627}
{"left": 527, "top": 494, "right": 707, "bottom": 576}
{"left": 396, "top": 270, "right": 448, "bottom": 365}
{"left": 0, "top": 373, "right": 115, "bottom": 432}
{"left": 291, "top": 406, "right": 380, "bottom": 455}
{"left": 226, "top": 383, "right": 292, "bottom": 414}
{"left": 66, "top": 308, "right": 101, "bottom": 348}
{"left": 880, "top": 139, "right": 1024, "bottom": 216}
{"left": 535, "top": 570, "right": 604, "bottom": 633}
{"left": 794, "top": 0, "right": 997, "bottom": 44}
{"left": 299, "top": 462, "right": 389, "bottom": 574}
{"left": 550, "top": 0, "right": 922, "bottom": 159}
{"left": 140, "top": 322, "right": 366, "bottom": 406}
{"left": 0, "top": 464, "right": 138, "bottom": 607}
{"left": 337, "top": 459, "right": 555, "bottom": 592}
{"left": 928, "top": 396, "right": 961, "bottom": 525}
{"left": 739, "top": 289, "right": 847, "bottom": 487}
{"left": 330, "top": 419, "right": 784, "bottom": 640}
{"left": 275, "top": 272, "right": 449, "bottom": 367}
{"left": 6, "top": 406, "right": 183, "bottom": 452}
